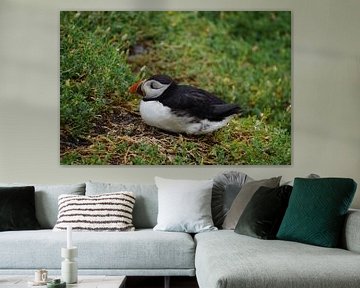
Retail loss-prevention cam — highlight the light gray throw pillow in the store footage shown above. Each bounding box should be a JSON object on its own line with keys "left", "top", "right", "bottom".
{"left": 212, "top": 171, "right": 252, "bottom": 228}
{"left": 153, "top": 177, "right": 217, "bottom": 233}
{"left": 222, "top": 176, "right": 281, "bottom": 230}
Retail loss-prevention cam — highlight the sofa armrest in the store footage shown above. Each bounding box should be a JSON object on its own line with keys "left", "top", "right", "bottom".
{"left": 342, "top": 209, "right": 360, "bottom": 253}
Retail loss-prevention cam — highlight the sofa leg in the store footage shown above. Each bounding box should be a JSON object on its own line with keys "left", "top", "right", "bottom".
{"left": 164, "top": 276, "right": 170, "bottom": 288}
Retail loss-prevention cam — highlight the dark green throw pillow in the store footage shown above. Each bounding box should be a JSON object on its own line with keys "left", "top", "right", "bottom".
{"left": 235, "top": 185, "right": 293, "bottom": 239}
{"left": 0, "top": 186, "right": 41, "bottom": 231}
{"left": 276, "top": 178, "right": 357, "bottom": 248}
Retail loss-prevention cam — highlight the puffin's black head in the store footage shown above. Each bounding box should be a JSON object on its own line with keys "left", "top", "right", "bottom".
{"left": 129, "top": 74, "right": 175, "bottom": 100}
{"left": 148, "top": 74, "right": 174, "bottom": 85}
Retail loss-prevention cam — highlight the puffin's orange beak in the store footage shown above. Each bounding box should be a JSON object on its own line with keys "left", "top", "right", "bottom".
{"left": 129, "top": 80, "right": 143, "bottom": 95}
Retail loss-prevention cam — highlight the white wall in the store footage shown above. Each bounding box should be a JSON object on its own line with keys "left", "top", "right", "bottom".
{"left": 0, "top": 0, "right": 359, "bottom": 208}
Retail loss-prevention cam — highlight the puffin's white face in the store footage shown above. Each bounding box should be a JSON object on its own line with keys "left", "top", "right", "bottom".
{"left": 141, "top": 79, "right": 171, "bottom": 100}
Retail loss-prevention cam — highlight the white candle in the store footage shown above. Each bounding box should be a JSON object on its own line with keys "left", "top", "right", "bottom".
{"left": 67, "top": 225, "right": 72, "bottom": 249}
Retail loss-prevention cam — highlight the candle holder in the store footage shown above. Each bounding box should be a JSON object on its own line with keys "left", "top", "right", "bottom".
{"left": 61, "top": 247, "right": 78, "bottom": 284}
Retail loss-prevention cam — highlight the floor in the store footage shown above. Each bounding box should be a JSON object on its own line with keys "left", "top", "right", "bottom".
{"left": 126, "top": 276, "right": 199, "bottom": 288}
{"left": 0, "top": 276, "right": 198, "bottom": 288}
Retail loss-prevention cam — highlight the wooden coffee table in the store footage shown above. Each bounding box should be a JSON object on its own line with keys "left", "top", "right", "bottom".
{"left": 0, "top": 275, "right": 126, "bottom": 288}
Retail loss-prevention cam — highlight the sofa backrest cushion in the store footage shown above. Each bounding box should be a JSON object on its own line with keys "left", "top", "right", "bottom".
{"left": 342, "top": 209, "right": 360, "bottom": 253}
{"left": 0, "top": 183, "right": 86, "bottom": 229}
{"left": 86, "top": 181, "right": 158, "bottom": 229}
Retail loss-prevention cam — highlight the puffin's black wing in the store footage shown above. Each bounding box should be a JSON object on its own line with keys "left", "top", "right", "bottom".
{"left": 161, "top": 85, "right": 240, "bottom": 121}
{"left": 211, "top": 103, "right": 241, "bottom": 119}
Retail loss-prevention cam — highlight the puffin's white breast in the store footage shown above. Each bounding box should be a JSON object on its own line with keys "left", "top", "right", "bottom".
{"left": 139, "top": 100, "right": 233, "bottom": 134}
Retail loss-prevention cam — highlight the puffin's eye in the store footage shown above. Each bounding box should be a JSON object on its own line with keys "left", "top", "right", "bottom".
{"left": 150, "top": 81, "right": 162, "bottom": 89}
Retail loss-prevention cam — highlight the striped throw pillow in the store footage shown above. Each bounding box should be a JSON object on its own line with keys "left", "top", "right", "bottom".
{"left": 53, "top": 192, "right": 136, "bottom": 231}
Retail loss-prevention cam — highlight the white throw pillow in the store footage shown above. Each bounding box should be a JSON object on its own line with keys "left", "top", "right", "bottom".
{"left": 153, "top": 177, "right": 217, "bottom": 233}
{"left": 53, "top": 192, "right": 135, "bottom": 231}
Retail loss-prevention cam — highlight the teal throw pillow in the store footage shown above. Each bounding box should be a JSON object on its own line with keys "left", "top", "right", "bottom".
{"left": 277, "top": 178, "right": 357, "bottom": 247}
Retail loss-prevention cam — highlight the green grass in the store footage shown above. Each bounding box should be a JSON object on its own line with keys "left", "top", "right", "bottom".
{"left": 60, "top": 11, "right": 291, "bottom": 165}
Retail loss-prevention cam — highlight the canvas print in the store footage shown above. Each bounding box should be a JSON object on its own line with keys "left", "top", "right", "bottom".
{"left": 60, "top": 11, "right": 291, "bottom": 165}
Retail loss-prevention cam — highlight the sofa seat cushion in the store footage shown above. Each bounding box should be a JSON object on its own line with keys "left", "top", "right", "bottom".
{"left": 195, "top": 230, "right": 360, "bottom": 288}
{"left": 0, "top": 229, "right": 195, "bottom": 271}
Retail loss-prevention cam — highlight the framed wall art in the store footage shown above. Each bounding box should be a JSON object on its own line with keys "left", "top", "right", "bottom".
{"left": 60, "top": 11, "right": 291, "bottom": 165}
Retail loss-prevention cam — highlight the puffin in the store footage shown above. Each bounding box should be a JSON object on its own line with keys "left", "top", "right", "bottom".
{"left": 129, "top": 75, "right": 241, "bottom": 135}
